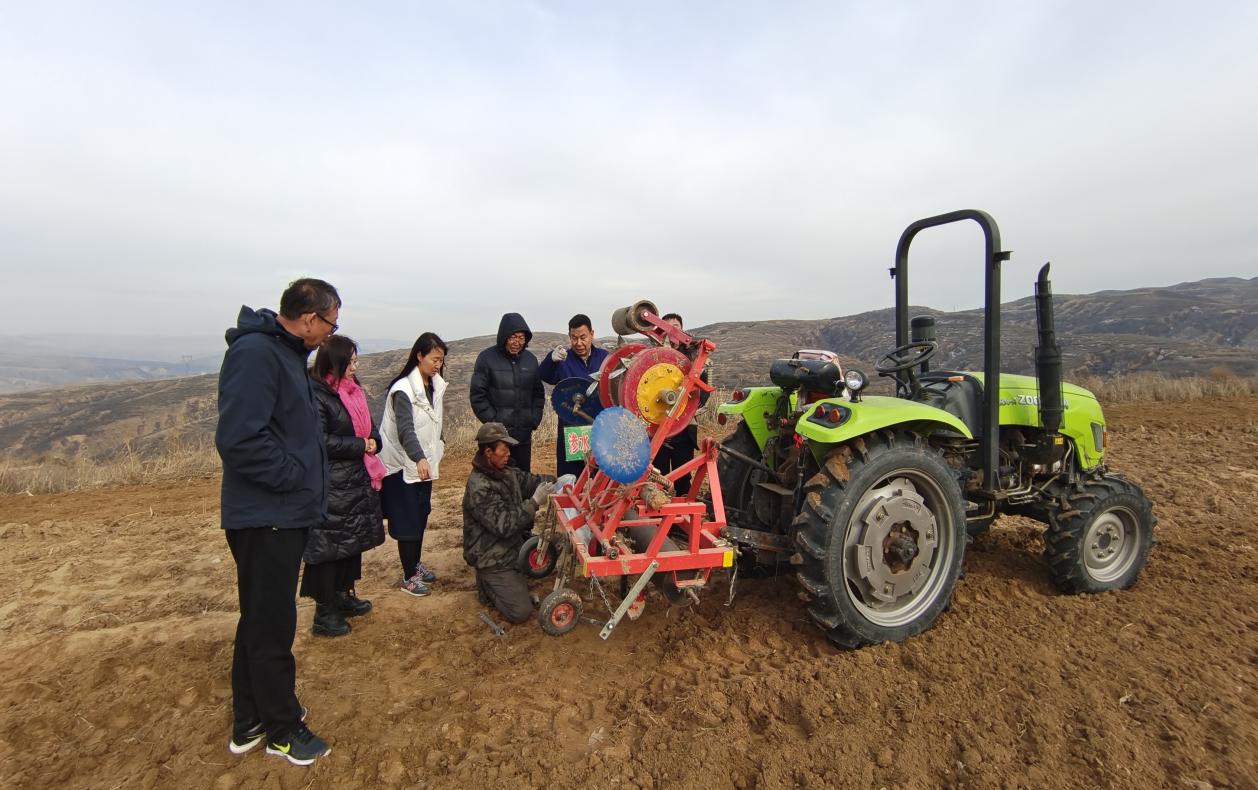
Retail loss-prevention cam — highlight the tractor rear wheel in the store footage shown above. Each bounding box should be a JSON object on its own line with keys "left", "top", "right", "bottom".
{"left": 716, "top": 424, "right": 760, "bottom": 517}
{"left": 794, "top": 432, "right": 967, "bottom": 648}
{"left": 1044, "top": 475, "right": 1154, "bottom": 593}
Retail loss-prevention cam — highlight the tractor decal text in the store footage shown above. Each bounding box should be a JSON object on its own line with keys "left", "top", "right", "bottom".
{"left": 998, "top": 395, "right": 1070, "bottom": 408}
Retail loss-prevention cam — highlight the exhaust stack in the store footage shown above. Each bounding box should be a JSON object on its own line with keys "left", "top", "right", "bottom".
{"left": 1035, "top": 263, "right": 1064, "bottom": 437}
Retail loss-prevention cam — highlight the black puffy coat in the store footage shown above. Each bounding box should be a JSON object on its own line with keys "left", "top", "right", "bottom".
{"left": 304, "top": 377, "right": 386, "bottom": 564}
{"left": 468, "top": 313, "right": 545, "bottom": 442}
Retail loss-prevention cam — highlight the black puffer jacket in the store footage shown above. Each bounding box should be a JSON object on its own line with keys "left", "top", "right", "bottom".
{"left": 469, "top": 313, "right": 545, "bottom": 442}
{"left": 304, "top": 377, "right": 386, "bottom": 564}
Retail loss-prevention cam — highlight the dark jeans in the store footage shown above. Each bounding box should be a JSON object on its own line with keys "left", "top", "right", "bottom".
{"left": 226, "top": 526, "right": 307, "bottom": 741}
{"left": 508, "top": 439, "right": 533, "bottom": 474}
{"left": 476, "top": 566, "right": 533, "bottom": 624}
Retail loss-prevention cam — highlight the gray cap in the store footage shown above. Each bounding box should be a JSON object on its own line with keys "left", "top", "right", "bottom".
{"left": 476, "top": 422, "right": 519, "bottom": 446}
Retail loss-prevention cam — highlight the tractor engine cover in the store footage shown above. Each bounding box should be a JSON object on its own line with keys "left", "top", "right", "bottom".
{"left": 769, "top": 358, "right": 843, "bottom": 396}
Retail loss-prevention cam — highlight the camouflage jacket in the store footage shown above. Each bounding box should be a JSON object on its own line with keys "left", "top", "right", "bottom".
{"left": 462, "top": 456, "right": 555, "bottom": 570}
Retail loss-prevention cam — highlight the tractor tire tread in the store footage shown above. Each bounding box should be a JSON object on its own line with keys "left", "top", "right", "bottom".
{"left": 1043, "top": 475, "right": 1155, "bottom": 594}
{"left": 792, "top": 431, "right": 966, "bottom": 649}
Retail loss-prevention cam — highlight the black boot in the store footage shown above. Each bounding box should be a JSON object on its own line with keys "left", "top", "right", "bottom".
{"left": 335, "top": 590, "right": 372, "bottom": 617}
{"left": 313, "top": 602, "right": 351, "bottom": 637}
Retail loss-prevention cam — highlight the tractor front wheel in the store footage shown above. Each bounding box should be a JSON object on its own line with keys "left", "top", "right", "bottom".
{"left": 1045, "top": 476, "right": 1154, "bottom": 593}
{"left": 794, "top": 432, "right": 967, "bottom": 648}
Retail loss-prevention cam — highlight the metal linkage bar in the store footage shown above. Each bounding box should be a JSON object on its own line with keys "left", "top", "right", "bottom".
{"left": 600, "top": 560, "right": 658, "bottom": 640}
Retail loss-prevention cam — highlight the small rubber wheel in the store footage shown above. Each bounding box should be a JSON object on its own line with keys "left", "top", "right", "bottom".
{"left": 538, "top": 589, "right": 583, "bottom": 636}
{"left": 517, "top": 536, "right": 559, "bottom": 579}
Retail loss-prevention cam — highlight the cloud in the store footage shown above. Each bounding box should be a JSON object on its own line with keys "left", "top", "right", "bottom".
{"left": 1, "top": 1, "right": 1255, "bottom": 349}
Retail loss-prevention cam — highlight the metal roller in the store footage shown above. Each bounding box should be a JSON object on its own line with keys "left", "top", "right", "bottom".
{"left": 610, "top": 299, "right": 659, "bottom": 335}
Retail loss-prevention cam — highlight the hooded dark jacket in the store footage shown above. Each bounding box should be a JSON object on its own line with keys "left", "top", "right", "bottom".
{"left": 304, "top": 377, "right": 386, "bottom": 564}
{"left": 462, "top": 455, "right": 554, "bottom": 570}
{"left": 216, "top": 306, "right": 328, "bottom": 530}
{"left": 468, "top": 313, "right": 545, "bottom": 442}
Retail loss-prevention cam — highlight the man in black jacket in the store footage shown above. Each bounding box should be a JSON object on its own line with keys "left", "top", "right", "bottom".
{"left": 216, "top": 277, "right": 339, "bottom": 766}
{"left": 469, "top": 313, "right": 545, "bottom": 472}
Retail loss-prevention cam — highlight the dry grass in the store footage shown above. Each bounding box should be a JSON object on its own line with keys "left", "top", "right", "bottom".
{"left": 4, "top": 373, "right": 1256, "bottom": 496}
{"left": 1075, "top": 370, "right": 1258, "bottom": 403}
{"left": 0, "top": 438, "right": 221, "bottom": 496}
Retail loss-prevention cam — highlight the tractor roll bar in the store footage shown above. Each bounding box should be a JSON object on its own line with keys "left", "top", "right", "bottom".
{"left": 891, "top": 209, "right": 1010, "bottom": 496}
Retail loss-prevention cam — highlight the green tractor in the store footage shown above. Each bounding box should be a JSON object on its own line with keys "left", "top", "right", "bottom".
{"left": 715, "top": 209, "right": 1155, "bottom": 648}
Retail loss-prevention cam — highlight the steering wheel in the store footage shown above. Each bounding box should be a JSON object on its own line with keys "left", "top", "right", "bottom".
{"left": 875, "top": 341, "right": 939, "bottom": 376}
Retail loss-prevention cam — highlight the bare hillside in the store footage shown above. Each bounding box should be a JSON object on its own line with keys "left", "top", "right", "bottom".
{"left": 0, "top": 277, "right": 1255, "bottom": 460}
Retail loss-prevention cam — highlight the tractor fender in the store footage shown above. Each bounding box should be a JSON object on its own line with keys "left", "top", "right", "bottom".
{"left": 795, "top": 395, "right": 973, "bottom": 444}
{"left": 716, "top": 386, "right": 790, "bottom": 449}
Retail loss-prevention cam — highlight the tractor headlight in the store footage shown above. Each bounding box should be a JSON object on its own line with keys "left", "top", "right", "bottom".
{"left": 844, "top": 369, "right": 868, "bottom": 394}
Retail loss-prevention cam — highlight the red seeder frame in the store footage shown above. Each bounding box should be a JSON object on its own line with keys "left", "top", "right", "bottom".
{"left": 552, "top": 308, "right": 733, "bottom": 582}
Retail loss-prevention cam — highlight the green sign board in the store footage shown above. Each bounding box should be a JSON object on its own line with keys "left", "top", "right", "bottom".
{"left": 563, "top": 425, "right": 592, "bottom": 462}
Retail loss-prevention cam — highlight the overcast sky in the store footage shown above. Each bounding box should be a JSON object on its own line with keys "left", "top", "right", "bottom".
{"left": 2, "top": 1, "right": 1256, "bottom": 355}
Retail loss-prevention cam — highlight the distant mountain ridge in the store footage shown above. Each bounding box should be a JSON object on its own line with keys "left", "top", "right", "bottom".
{"left": 0, "top": 277, "right": 1254, "bottom": 460}
{"left": 0, "top": 335, "right": 410, "bottom": 394}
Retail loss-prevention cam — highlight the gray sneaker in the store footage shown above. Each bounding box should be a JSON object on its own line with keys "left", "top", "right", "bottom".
{"left": 399, "top": 575, "right": 431, "bottom": 597}
{"left": 416, "top": 563, "right": 438, "bottom": 583}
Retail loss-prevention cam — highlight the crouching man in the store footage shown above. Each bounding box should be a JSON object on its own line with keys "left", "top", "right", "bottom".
{"left": 463, "top": 422, "right": 556, "bottom": 623}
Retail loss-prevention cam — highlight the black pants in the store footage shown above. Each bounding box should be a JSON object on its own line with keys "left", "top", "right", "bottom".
{"left": 398, "top": 540, "right": 423, "bottom": 579}
{"left": 476, "top": 566, "right": 533, "bottom": 624}
{"left": 654, "top": 424, "right": 700, "bottom": 495}
{"left": 299, "top": 553, "right": 362, "bottom": 605}
{"left": 226, "top": 526, "right": 307, "bottom": 742}
{"left": 508, "top": 439, "right": 533, "bottom": 473}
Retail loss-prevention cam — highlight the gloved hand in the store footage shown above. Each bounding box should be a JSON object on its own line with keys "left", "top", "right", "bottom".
{"left": 552, "top": 345, "right": 568, "bottom": 362}
{"left": 531, "top": 481, "right": 556, "bottom": 507}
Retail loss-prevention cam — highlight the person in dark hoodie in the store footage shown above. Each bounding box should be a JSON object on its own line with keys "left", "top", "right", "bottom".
{"left": 216, "top": 277, "right": 338, "bottom": 767}
{"left": 468, "top": 313, "right": 545, "bottom": 472}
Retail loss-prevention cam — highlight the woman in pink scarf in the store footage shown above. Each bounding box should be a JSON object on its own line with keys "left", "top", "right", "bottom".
{"left": 299, "top": 335, "right": 387, "bottom": 637}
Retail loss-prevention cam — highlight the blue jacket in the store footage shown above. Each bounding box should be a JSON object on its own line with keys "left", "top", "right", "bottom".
{"left": 539, "top": 345, "right": 609, "bottom": 426}
{"left": 215, "top": 306, "right": 328, "bottom": 530}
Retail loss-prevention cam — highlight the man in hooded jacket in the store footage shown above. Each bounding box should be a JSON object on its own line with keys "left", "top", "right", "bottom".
{"left": 469, "top": 312, "right": 545, "bottom": 472}
{"left": 216, "top": 277, "right": 339, "bottom": 766}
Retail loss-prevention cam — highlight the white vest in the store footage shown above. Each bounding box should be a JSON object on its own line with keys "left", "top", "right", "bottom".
{"left": 380, "top": 369, "right": 446, "bottom": 483}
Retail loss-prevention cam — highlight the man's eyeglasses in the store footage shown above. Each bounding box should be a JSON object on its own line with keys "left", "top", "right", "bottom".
{"left": 314, "top": 313, "right": 339, "bottom": 333}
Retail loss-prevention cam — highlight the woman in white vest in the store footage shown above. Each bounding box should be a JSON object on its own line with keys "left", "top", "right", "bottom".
{"left": 379, "top": 332, "right": 448, "bottom": 597}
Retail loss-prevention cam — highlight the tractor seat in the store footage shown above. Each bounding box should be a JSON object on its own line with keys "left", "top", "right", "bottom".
{"left": 915, "top": 371, "right": 984, "bottom": 438}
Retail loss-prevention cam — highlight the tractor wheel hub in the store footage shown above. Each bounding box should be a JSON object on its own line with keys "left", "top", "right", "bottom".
{"left": 850, "top": 478, "right": 939, "bottom": 604}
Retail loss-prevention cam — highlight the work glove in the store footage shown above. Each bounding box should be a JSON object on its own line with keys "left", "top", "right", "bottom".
{"left": 531, "top": 481, "right": 556, "bottom": 508}
{"left": 552, "top": 345, "right": 568, "bottom": 362}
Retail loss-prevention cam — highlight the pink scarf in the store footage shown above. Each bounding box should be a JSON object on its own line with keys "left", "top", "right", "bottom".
{"left": 327, "top": 374, "right": 388, "bottom": 491}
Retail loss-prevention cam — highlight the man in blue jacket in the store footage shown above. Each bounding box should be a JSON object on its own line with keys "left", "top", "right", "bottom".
{"left": 538, "top": 313, "right": 609, "bottom": 477}
{"left": 216, "top": 278, "right": 339, "bottom": 766}
{"left": 469, "top": 313, "right": 545, "bottom": 472}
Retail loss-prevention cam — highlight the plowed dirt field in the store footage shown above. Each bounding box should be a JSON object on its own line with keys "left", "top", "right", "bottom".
{"left": 1, "top": 397, "right": 1255, "bottom": 789}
